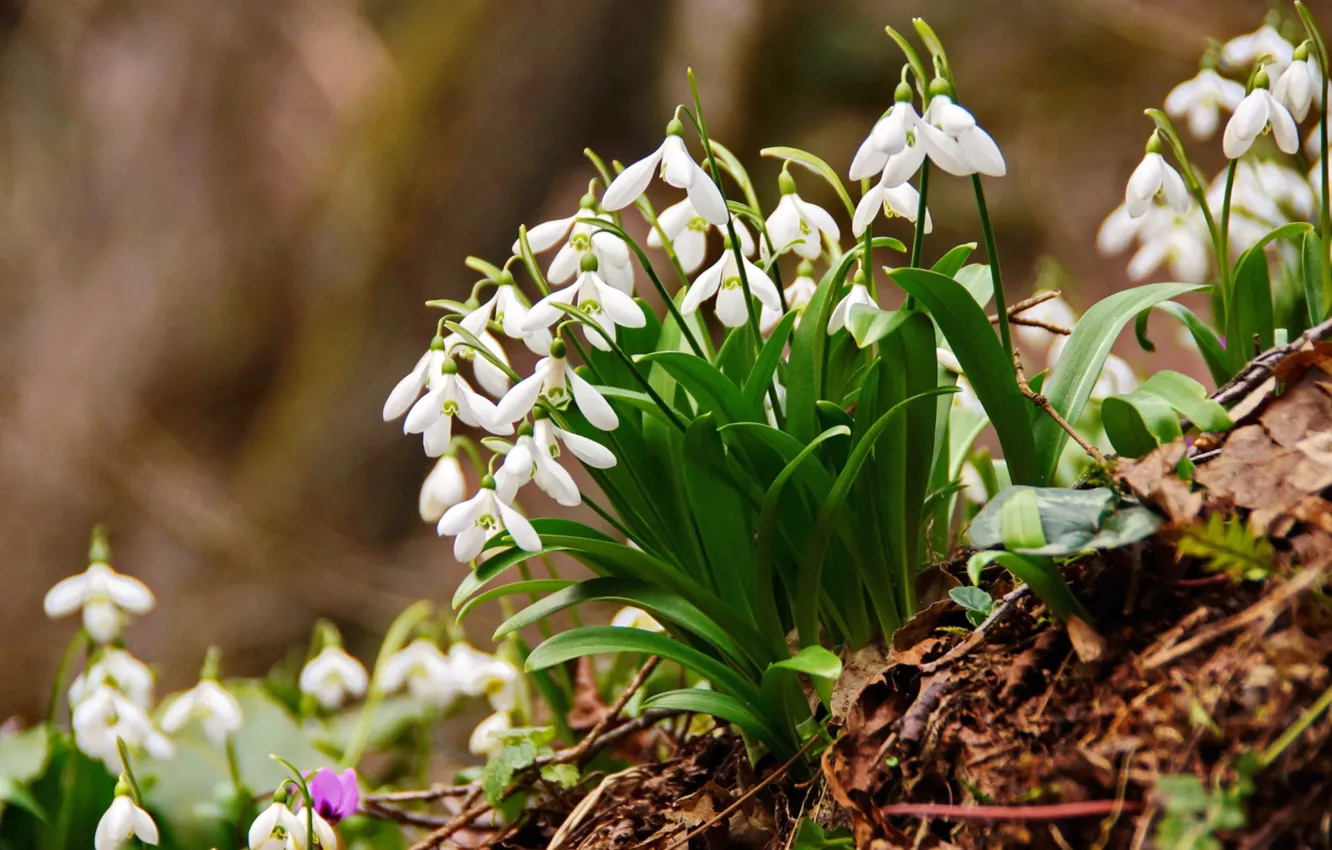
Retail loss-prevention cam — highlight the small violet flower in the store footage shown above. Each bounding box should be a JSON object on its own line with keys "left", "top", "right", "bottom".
{"left": 308, "top": 767, "right": 359, "bottom": 824}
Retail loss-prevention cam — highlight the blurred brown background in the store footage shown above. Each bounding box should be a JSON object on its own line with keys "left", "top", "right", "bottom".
{"left": 0, "top": 0, "right": 1269, "bottom": 717}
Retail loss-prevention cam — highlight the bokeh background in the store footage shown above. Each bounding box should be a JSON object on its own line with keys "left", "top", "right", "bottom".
{"left": 0, "top": 0, "right": 1270, "bottom": 718}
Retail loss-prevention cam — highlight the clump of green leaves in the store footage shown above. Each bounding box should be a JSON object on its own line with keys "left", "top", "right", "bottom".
{"left": 481, "top": 727, "right": 579, "bottom": 807}
{"left": 1151, "top": 758, "right": 1255, "bottom": 850}
{"left": 949, "top": 586, "right": 994, "bottom": 627}
{"left": 1176, "top": 514, "right": 1276, "bottom": 582}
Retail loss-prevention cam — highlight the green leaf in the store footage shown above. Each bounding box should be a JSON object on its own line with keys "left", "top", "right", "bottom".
{"left": 641, "top": 689, "right": 785, "bottom": 753}
{"left": 1226, "top": 222, "right": 1311, "bottom": 369}
{"left": 949, "top": 586, "right": 994, "bottom": 615}
{"left": 1102, "top": 391, "right": 1183, "bottom": 458}
{"left": 1035, "top": 282, "right": 1204, "bottom": 479}
{"left": 1177, "top": 514, "right": 1275, "bottom": 581}
{"left": 742, "top": 310, "right": 798, "bottom": 413}
{"left": 792, "top": 818, "right": 855, "bottom": 849}
{"left": 931, "top": 243, "right": 978, "bottom": 279}
{"left": 493, "top": 577, "right": 754, "bottom": 672}
{"left": 1136, "top": 371, "right": 1232, "bottom": 432}
{"left": 0, "top": 725, "right": 50, "bottom": 786}
{"left": 889, "top": 267, "right": 1041, "bottom": 485}
{"left": 540, "top": 763, "right": 581, "bottom": 789}
{"left": 682, "top": 415, "right": 759, "bottom": 627}
{"left": 759, "top": 146, "right": 856, "bottom": 216}
{"left": 965, "top": 550, "right": 1091, "bottom": 622}
{"left": 845, "top": 306, "right": 909, "bottom": 349}
{"left": 639, "top": 351, "right": 758, "bottom": 423}
{"left": 455, "top": 579, "right": 577, "bottom": 623}
{"left": 0, "top": 778, "right": 48, "bottom": 825}
{"left": 525, "top": 627, "right": 765, "bottom": 709}
{"left": 953, "top": 264, "right": 994, "bottom": 308}
{"left": 1135, "top": 301, "right": 1231, "bottom": 386}
{"left": 1303, "top": 231, "right": 1326, "bottom": 326}
{"left": 767, "top": 645, "right": 843, "bottom": 680}
{"left": 1000, "top": 488, "right": 1047, "bottom": 550}
{"left": 482, "top": 737, "right": 539, "bottom": 806}
{"left": 971, "top": 486, "right": 1115, "bottom": 553}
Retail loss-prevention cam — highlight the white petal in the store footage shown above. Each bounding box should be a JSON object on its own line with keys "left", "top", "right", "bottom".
{"left": 534, "top": 455, "right": 581, "bottom": 506}
{"left": 932, "top": 97, "right": 976, "bottom": 135}
{"left": 437, "top": 492, "right": 485, "bottom": 536}
{"left": 403, "top": 387, "right": 445, "bottom": 434}
{"left": 765, "top": 196, "right": 801, "bottom": 255}
{"left": 568, "top": 367, "right": 619, "bottom": 430}
{"left": 686, "top": 162, "right": 729, "bottom": 226}
{"left": 1096, "top": 205, "right": 1140, "bottom": 254}
{"left": 523, "top": 284, "right": 579, "bottom": 331}
{"left": 597, "top": 282, "right": 646, "bottom": 328}
{"left": 918, "top": 122, "right": 971, "bottom": 175}
{"left": 795, "top": 196, "right": 841, "bottom": 242}
{"left": 496, "top": 499, "right": 542, "bottom": 551}
{"left": 1160, "top": 163, "right": 1191, "bottom": 213}
{"left": 44, "top": 573, "right": 89, "bottom": 618}
{"left": 83, "top": 601, "right": 120, "bottom": 644}
{"left": 547, "top": 243, "right": 580, "bottom": 283}
{"left": 1127, "top": 153, "right": 1163, "bottom": 203}
{"left": 471, "top": 347, "right": 512, "bottom": 399}
{"left": 515, "top": 215, "right": 576, "bottom": 254}
{"left": 660, "top": 136, "right": 696, "bottom": 189}
{"left": 849, "top": 134, "right": 890, "bottom": 182}
{"left": 881, "top": 143, "right": 925, "bottom": 188}
{"left": 1224, "top": 92, "right": 1268, "bottom": 158}
{"left": 958, "top": 126, "right": 1005, "bottom": 177}
{"left": 422, "top": 414, "right": 454, "bottom": 458}
{"left": 602, "top": 145, "right": 664, "bottom": 211}
{"left": 852, "top": 185, "right": 885, "bottom": 237}
{"left": 654, "top": 198, "right": 696, "bottom": 239}
{"left": 681, "top": 258, "right": 724, "bottom": 315}
{"left": 715, "top": 286, "right": 750, "bottom": 327}
{"left": 741, "top": 259, "right": 782, "bottom": 311}
{"left": 553, "top": 427, "right": 617, "bottom": 468}
{"left": 454, "top": 525, "right": 488, "bottom": 563}
{"left": 495, "top": 370, "right": 545, "bottom": 424}
{"left": 674, "top": 228, "right": 708, "bottom": 273}
{"left": 1267, "top": 95, "right": 1300, "bottom": 154}
{"left": 420, "top": 455, "right": 467, "bottom": 522}
{"left": 382, "top": 352, "right": 430, "bottom": 421}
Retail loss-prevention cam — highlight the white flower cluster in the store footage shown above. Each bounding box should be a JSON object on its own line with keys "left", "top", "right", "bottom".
{"left": 1100, "top": 23, "right": 1326, "bottom": 284}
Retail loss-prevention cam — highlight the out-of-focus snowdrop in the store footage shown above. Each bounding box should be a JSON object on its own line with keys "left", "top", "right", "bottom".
{"left": 441, "top": 320, "right": 513, "bottom": 399}
{"left": 935, "top": 348, "right": 983, "bottom": 415}
{"left": 468, "top": 711, "right": 513, "bottom": 759}
{"left": 419, "top": 453, "right": 468, "bottom": 524}
{"left": 96, "top": 786, "right": 159, "bottom": 850}
{"left": 159, "top": 677, "right": 243, "bottom": 749}
{"left": 70, "top": 649, "right": 155, "bottom": 711}
{"left": 1223, "top": 81, "right": 1299, "bottom": 159}
{"left": 1273, "top": 43, "right": 1318, "bottom": 121}
{"left": 681, "top": 239, "right": 782, "bottom": 328}
{"left": 1124, "top": 207, "right": 1211, "bottom": 283}
{"left": 1165, "top": 69, "right": 1246, "bottom": 139}
{"left": 249, "top": 797, "right": 306, "bottom": 850}
{"left": 450, "top": 643, "right": 522, "bottom": 713}
{"left": 611, "top": 607, "right": 664, "bottom": 632}
{"left": 299, "top": 646, "right": 369, "bottom": 711}
{"left": 766, "top": 170, "right": 840, "bottom": 259}
{"left": 853, "top": 172, "right": 932, "bottom": 237}
{"left": 73, "top": 685, "right": 173, "bottom": 772}
{"left": 648, "top": 197, "right": 753, "bottom": 273}
{"left": 1124, "top": 135, "right": 1190, "bottom": 217}
{"left": 44, "top": 561, "right": 155, "bottom": 645}
{"left": 959, "top": 463, "right": 987, "bottom": 505}
{"left": 523, "top": 253, "right": 646, "bottom": 352}
{"left": 1048, "top": 337, "right": 1137, "bottom": 400}
{"left": 1013, "top": 294, "right": 1077, "bottom": 349}
{"left": 827, "top": 270, "right": 876, "bottom": 334}
{"left": 601, "top": 118, "right": 729, "bottom": 226}
{"left": 919, "top": 86, "right": 1006, "bottom": 177}
{"left": 380, "top": 638, "right": 458, "bottom": 709}
{"left": 1221, "top": 25, "right": 1295, "bottom": 72}
{"left": 517, "top": 194, "right": 635, "bottom": 296}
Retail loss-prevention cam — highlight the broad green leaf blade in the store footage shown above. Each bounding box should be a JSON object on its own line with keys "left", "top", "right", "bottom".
{"left": 1000, "top": 488, "right": 1046, "bottom": 550}
{"left": 931, "top": 243, "right": 978, "bottom": 279}
{"left": 452, "top": 519, "right": 615, "bottom": 609}
{"left": 970, "top": 486, "right": 1116, "bottom": 554}
{"left": 953, "top": 264, "right": 994, "bottom": 308}
{"left": 1226, "top": 244, "right": 1276, "bottom": 369}
{"left": 641, "top": 689, "right": 786, "bottom": 753}
{"left": 525, "top": 627, "right": 764, "bottom": 708}
{"left": 846, "top": 306, "right": 909, "bottom": 349}
{"left": 742, "top": 310, "right": 798, "bottom": 412}
{"left": 889, "top": 267, "right": 1041, "bottom": 485}
{"left": 640, "top": 351, "right": 759, "bottom": 423}
{"left": 966, "top": 550, "right": 1092, "bottom": 623}
{"left": 1137, "top": 371, "right": 1233, "bottom": 432}
{"left": 455, "top": 580, "right": 577, "bottom": 623}
{"left": 1135, "top": 301, "right": 1230, "bottom": 386}
{"left": 493, "top": 577, "right": 753, "bottom": 671}
{"left": 1102, "top": 391, "right": 1183, "bottom": 458}
{"left": 767, "top": 645, "right": 842, "bottom": 679}
{"left": 1035, "top": 282, "right": 1204, "bottom": 479}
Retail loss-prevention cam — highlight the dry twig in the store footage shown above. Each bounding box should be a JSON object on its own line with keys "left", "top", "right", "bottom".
{"left": 1015, "top": 352, "right": 1106, "bottom": 465}
{"left": 919, "top": 585, "right": 1029, "bottom": 674}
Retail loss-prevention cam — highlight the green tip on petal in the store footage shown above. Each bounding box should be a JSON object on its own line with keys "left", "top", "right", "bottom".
{"left": 579, "top": 251, "right": 600, "bottom": 273}
{"left": 1295, "top": 41, "right": 1311, "bottom": 62}
{"left": 853, "top": 268, "right": 867, "bottom": 286}
{"left": 532, "top": 406, "right": 550, "bottom": 422}
{"left": 1253, "top": 67, "right": 1270, "bottom": 90}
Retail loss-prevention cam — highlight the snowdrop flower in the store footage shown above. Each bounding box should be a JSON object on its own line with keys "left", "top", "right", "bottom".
{"left": 380, "top": 638, "right": 458, "bottom": 708}
{"left": 681, "top": 238, "right": 782, "bottom": 327}
{"left": 1273, "top": 45, "right": 1317, "bottom": 122}
{"left": 383, "top": 336, "right": 447, "bottom": 422}
{"left": 1096, "top": 203, "right": 1146, "bottom": 255}
{"left": 1165, "top": 69, "right": 1246, "bottom": 139}
{"left": 45, "top": 562, "right": 154, "bottom": 645}
{"left": 1223, "top": 82, "right": 1299, "bottom": 159}
{"left": 1221, "top": 25, "right": 1294, "bottom": 71}
{"left": 495, "top": 340, "right": 619, "bottom": 431}
{"left": 403, "top": 355, "right": 510, "bottom": 457}
{"left": 449, "top": 642, "right": 522, "bottom": 712}
{"left": 849, "top": 80, "right": 919, "bottom": 181}
{"left": 935, "top": 347, "right": 983, "bottom": 415}
{"left": 70, "top": 649, "right": 154, "bottom": 711}
{"left": 601, "top": 118, "right": 729, "bottom": 227}
{"left": 960, "top": 463, "right": 986, "bottom": 505}
{"left": 299, "top": 646, "right": 368, "bottom": 711}
{"left": 1014, "top": 293, "right": 1077, "bottom": 349}
{"left": 760, "top": 260, "right": 818, "bottom": 333}
{"left": 648, "top": 197, "right": 753, "bottom": 273}
{"left": 95, "top": 789, "right": 159, "bottom": 850}
{"left": 1048, "top": 339, "right": 1137, "bottom": 400}
{"left": 517, "top": 195, "right": 635, "bottom": 295}
{"left": 853, "top": 172, "right": 932, "bottom": 237}
{"left": 523, "top": 254, "right": 645, "bottom": 352}
{"left": 73, "top": 685, "right": 173, "bottom": 771}
{"left": 469, "top": 711, "right": 512, "bottom": 759}
{"left": 442, "top": 323, "right": 512, "bottom": 399}
{"left": 486, "top": 274, "right": 554, "bottom": 355}
{"left": 420, "top": 453, "right": 467, "bottom": 523}
{"left": 766, "top": 171, "right": 840, "bottom": 259}
{"left": 1125, "top": 135, "right": 1189, "bottom": 217}
{"left": 249, "top": 799, "right": 306, "bottom": 850}
{"left": 437, "top": 475, "right": 541, "bottom": 562}
{"left": 827, "top": 271, "right": 876, "bottom": 334}
{"left": 611, "top": 607, "right": 664, "bottom": 632}
{"left": 920, "top": 84, "right": 1005, "bottom": 177}
{"left": 159, "top": 679, "right": 243, "bottom": 748}
{"left": 1127, "top": 208, "right": 1211, "bottom": 283}
{"left": 495, "top": 416, "right": 616, "bottom": 507}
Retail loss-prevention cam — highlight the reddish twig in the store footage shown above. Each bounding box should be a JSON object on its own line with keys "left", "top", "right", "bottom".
{"left": 879, "top": 800, "right": 1143, "bottom": 821}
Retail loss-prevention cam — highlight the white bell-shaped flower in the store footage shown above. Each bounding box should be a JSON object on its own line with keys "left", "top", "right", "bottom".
{"left": 403, "top": 356, "right": 511, "bottom": 457}
{"left": 298, "top": 646, "right": 369, "bottom": 711}
{"left": 517, "top": 196, "right": 635, "bottom": 295}
{"left": 1165, "top": 69, "right": 1246, "bottom": 139}
{"left": 419, "top": 453, "right": 468, "bottom": 523}
{"left": 765, "top": 171, "right": 840, "bottom": 259}
{"left": 611, "top": 606, "right": 664, "bottom": 632}
{"left": 468, "top": 711, "right": 512, "bottom": 759}
{"left": 761, "top": 261, "right": 819, "bottom": 334}
{"left": 1014, "top": 294, "right": 1078, "bottom": 349}
{"left": 920, "top": 90, "right": 1005, "bottom": 177}
{"left": 494, "top": 340, "right": 619, "bottom": 431}
{"left": 934, "top": 348, "right": 984, "bottom": 415}
{"left": 159, "top": 679, "right": 243, "bottom": 748}
{"left": 249, "top": 801, "right": 306, "bottom": 850}
{"left": 380, "top": 637, "right": 459, "bottom": 709}
{"left": 45, "top": 563, "right": 155, "bottom": 645}
{"left": 1223, "top": 85, "right": 1299, "bottom": 159}
{"left": 442, "top": 326, "right": 512, "bottom": 400}
{"left": 853, "top": 172, "right": 932, "bottom": 237}
{"left": 1221, "top": 25, "right": 1295, "bottom": 71}
{"left": 1126, "top": 208, "right": 1211, "bottom": 283}
{"left": 523, "top": 254, "right": 646, "bottom": 352}
{"left": 1273, "top": 48, "right": 1317, "bottom": 122}
{"left": 960, "top": 462, "right": 987, "bottom": 505}
{"left": 1096, "top": 203, "right": 1146, "bottom": 255}
{"left": 383, "top": 337, "right": 447, "bottom": 422}
{"left": 850, "top": 83, "right": 919, "bottom": 181}
{"left": 601, "top": 119, "right": 728, "bottom": 226}
{"left": 495, "top": 416, "right": 616, "bottom": 507}
{"left": 437, "top": 476, "right": 541, "bottom": 562}
{"left": 70, "top": 649, "right": 155, "bottom": 711}
{"left": 1125, "top": 138, "right": 1190, "bottom": 218}
{"left": 681, "top": 240, "right": 782, "bottom": 328}
{"left": 73, "top": 685, "right": 173, "bottom": 772}
{"left": 647, "top": 197, "right": 753, "bottom": 273}
{"left": 95, "top": 792, "right": 159, "bottom": 850}
{"left": 1049, "top": 339, "right": 1137, "bottom": 400}
{"left": 450, "top": 642, "right": 523, "bottom": 712}
{"left": 827, "top": 273, "right": 876, "bottom": 334}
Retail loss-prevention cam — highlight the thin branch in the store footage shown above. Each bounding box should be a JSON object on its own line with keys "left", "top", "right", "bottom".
{"left": 408, "top": 787, "right": 488, "bottom": 850}
{"left": 1208, "top": 314, "right": 1332, "bottom": 409}
{"left": 548, "top": 656, "right": 660, "bottom": 765}
{"left": 919, "top": 585, "right": 1029, "bottom": 674}
{"left": 1006, "top": 316, "right": 1071, "bottom": 335}
{"left": 879, "top": 800, "right": 1143, "bottom": 821}
{"left": 367, "top": 783, "right": 479, "bottom": 804}
{"left": 1014, "top": 352, "right": 1105, "bottom": 465}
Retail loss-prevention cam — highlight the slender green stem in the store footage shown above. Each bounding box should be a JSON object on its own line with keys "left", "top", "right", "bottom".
{"left": 342, "top": 601, "right": 433, "bottom": 767}
{"left": 1219, "top": 159, "right": 1238, "bottom": 321}
{"left": 45, "top": 630, "right": 87, "bottom": 726}
{"left": 971, "top": 175, "right": 1012, "bottom": 359}
{"left": 271, "top": 756, "right": 315, "bottom": 848}
{"left": 115, "top": 739, "right": 144, "bottom": 805}
{"left": 588, "top": 219, "right": 705, "bottom": 358}
{"left": 225, "top": 735, "right": 250, "bottom": 846}
{"left": 1260, "top": 680, "right": 1332, "bottom": 767}
{"left": 910, "top": 160, "right": 931, "bottom": 269}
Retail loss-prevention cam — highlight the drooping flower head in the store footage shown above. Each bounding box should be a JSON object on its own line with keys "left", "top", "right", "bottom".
{"left": 648, "top": 196, "right": 755, "bottom": 273}
{"left": 95, "top": 783, "right": 159, "bottom": 850}
{"left": 601, "top": 118, "right": 729, "bottom": 227}
{"left": 298, "top": 645, "right": 369, "bottom": 711}
{"left": 44, "top": 531, "right": 155, "bottom": 645}
{"left": 380, "top": 637, "right": 458, "bottom": 708}
{"left": 680, "top": 237, "right": 782, "bottom": 328}
{"left": 523, "top": 252, "right": 647, "bottom": 352}
{"left": 436, "top": 474, "right": 542, "bottom": 562}
{"left": 765, "top": 170, "right": 840, "bottom": 259}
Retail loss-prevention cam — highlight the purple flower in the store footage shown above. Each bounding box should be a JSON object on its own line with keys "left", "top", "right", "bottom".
{"left": 308, "top": 767, "right": 359, "bottom": 823}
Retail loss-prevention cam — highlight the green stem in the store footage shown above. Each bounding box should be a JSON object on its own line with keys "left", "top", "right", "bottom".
{"left": 1260, "top": 680, "right": 1332, "bottom": 767}
{"left": 910, "top": 160, "right": 931, "bottom": 269}
{"left": 971, "top": 175, "right": 1012, "bottom": 359}
{"left": 1219, "top": 159, "right": 1238, "bottom": 318}
{"left": 1320, "top": 67, "right": 1332, "bottom": 316}
{"left": 45, "top": 630, "right": 88, "bottom": 726}
{"left": 225, "top": 736, "right": 250, "bottom": 846}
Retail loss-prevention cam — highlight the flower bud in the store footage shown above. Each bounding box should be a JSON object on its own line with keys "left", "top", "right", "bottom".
{"left": 927, "top": 76, "right": 952, "bottom": 100}
{"left": 480, "top": 474, "right": 497, "bottom": 490}
{"left": 429, "top": 334, "right": 447, "bottom": 351}
{"left": 894, "top": 79, "right": 914, "bottom": 103}
{"left": 579, "top": 251, "right": 599, "bottom": 273}
{"left": 665, "top": 118, "right": 684, "bottom": 136}
{"left": 550, "top": 339, "right": 567, "bottom": 359}
{"left": 1145, "top": 132, "right": 1163, "bottom": 155}
{"left": 778, "top": 170, "right": 797, "bottom": 195}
